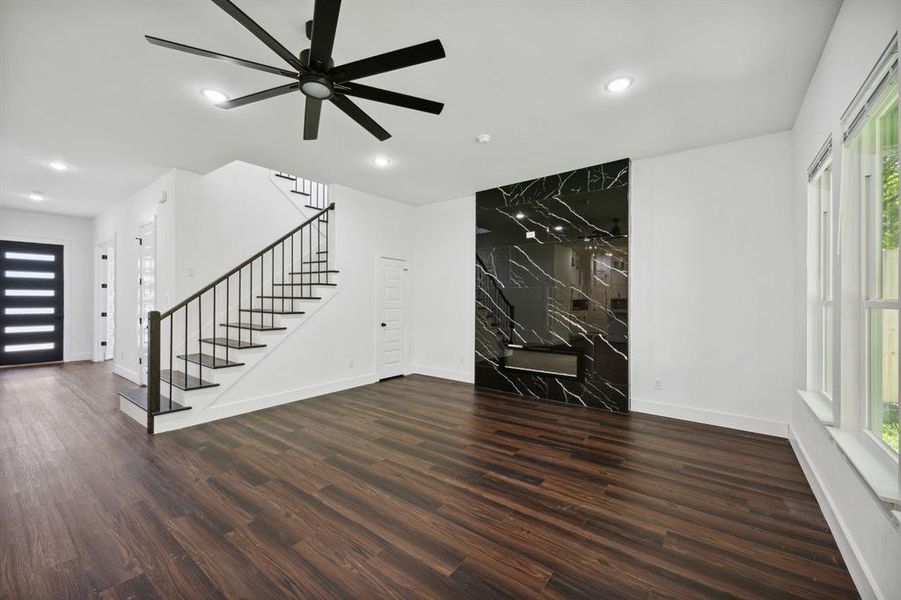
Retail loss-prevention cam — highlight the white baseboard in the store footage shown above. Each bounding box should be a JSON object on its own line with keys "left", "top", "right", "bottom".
{"left": 789, "top": 426, "right": 876, "bottom": 599}
{"left": 154, "top": 373, "right": 376, "bottom": 433}
{"left": 411, "top": 364, "right": 474, "bottom": 384}
{"left": 630, "top": 398, "right": 788, "bottom": 438}
{"left": 113, "top": 364, "right": 140, "bottom": 385}
{"left": 65, "top": 352, "right": 93, "bottom": 362}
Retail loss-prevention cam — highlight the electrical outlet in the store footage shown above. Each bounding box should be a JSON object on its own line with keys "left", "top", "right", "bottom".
{"left": 653, "top": 377, "right": 663, "bottom": 391}
{"left": 458, "top": 354, "right": 464, "bottom": 365}
{"left": 348, "top": 359, "right": 354, "bottom": 369}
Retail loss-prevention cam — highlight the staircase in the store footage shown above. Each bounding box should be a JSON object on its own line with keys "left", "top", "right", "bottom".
{"left": 119, "top": 201, "right": 336, "bottom": 434}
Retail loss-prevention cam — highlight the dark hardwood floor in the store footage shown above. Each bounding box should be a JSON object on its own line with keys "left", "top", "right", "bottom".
{"left": 0, "top": 361, "right": 857, "bottom": 599}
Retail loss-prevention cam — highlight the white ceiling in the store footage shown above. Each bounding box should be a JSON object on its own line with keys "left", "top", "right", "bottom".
{"left": 0, "top": 0, "right": 840, "bottom": 217}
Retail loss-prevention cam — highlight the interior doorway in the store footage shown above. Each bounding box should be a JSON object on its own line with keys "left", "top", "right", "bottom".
{"left": 377, "top": 256, "right": 407, "bottom": 380}
{"left": 137, "top": 221, "right": 155, "bottom": 385}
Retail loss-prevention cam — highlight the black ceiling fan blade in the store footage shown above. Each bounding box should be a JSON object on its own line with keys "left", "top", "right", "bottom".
{"left": 308, "top": 0, "right": 342, "bottom": 71}
{"left": 210, "top": 0, "right": 306, "bottom": 72}
{"left": 330, "top": 39, "right": 445, "bottom": 83}
{"left": 304, "top": 97, "right": 322, "bottom": 140}
{"left": 341, "top": 82, "right": 443, "bottom": 115}
{"left": 219, "top": 82, "right": 300, "bottom": 109}
{"left": 330, "top": 94, "right": 391, "bottom": 141}
{"left": 145, "top": 36, "right": 299, "bottom": 79}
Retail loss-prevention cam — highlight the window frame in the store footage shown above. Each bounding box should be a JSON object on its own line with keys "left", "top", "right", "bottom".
{"left": 859, "top": 84, "right": 900, "bottom": 458}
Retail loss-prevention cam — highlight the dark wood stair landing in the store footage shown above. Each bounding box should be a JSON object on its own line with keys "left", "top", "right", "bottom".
{"left": 118, "top": 387, "right": 190, "bottom": 416}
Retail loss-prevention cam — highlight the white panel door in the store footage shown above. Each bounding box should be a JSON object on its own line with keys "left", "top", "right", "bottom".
{"left": 377, "top": 257, "right": 406, "bottom": 380}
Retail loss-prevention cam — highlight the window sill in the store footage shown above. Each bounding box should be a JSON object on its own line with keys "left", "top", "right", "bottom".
{"left": 798, "top": 390, "right": 835, "bottom": 425}
{"left": 798, "top": 390, "right": 900, "bottom": 524}
{"left": 826, "top": 428, "right": 901, "bottom": 512}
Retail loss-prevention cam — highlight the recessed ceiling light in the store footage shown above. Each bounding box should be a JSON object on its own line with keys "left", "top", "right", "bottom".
{"left": 201, "top": 88, "right": 229, "bottom": 104}
{"left": 605, "top": 77, "right": 633, "bottom": 93}
{"left": 48, "top": 161, "right": 69, "bottom": 171}
{"left": 515, "top": 212, "right": 525, "bottom": 220}
{"left": 475, "top": 134, "right": 492, "bottom": 144}
{"left": 372, "top": 156, "right": 392, "bottom": 168}
{"left": 29, "top": 192, "right": 45, "bottom": 202}
{"left": 553, "top": 225, "right": 563, "bottom": 231}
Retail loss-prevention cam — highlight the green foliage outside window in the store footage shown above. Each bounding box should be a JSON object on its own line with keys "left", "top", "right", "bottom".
{"left": 884, "top": 407, "right": 899, "bottom": 453}
{"left": 878, "top": 100, "right": 898, "bottom": 453}
{"left": 881, "top": 102, "right": 898, "bottom": 251}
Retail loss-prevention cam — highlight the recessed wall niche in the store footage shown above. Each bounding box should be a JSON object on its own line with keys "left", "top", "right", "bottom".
{"left": 475, "top": 158, "right": 629, "bottom": 412}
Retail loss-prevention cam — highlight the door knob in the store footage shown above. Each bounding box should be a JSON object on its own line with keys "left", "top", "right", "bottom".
{"left": 381, "top": 322, "right": 387, "bottom": 327}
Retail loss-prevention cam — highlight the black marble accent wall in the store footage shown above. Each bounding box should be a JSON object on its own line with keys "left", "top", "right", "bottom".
{"left": 475, "top": 159, "right": 630, "bottom": 412}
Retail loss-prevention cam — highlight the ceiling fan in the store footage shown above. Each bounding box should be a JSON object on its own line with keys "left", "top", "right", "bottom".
{"left": 146, "top": 0, "right": 446, "bottom": 141}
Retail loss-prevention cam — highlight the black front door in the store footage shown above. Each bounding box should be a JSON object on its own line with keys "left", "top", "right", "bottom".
{"left": 0, "top": 240, "right": 64, "bottom": 366}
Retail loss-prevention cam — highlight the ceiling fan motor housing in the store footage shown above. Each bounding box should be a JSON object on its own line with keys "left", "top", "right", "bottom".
{"left": 298, "top": 48, "right": 335, "bottom": 99}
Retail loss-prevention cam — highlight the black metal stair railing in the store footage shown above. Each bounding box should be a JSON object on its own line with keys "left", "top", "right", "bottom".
{"left": 145, "top": 202, "right": 335, "bottom": 434}
{"left": 476, "top": 255, "right": 515, "bottom": 343}
{"left": 274, "top": 172, "right": 330, "bottom": 210}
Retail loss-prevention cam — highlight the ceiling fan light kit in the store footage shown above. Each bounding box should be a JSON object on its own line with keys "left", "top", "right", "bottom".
{"left": 146, "top": 0, "right": 446, "bottom": 141}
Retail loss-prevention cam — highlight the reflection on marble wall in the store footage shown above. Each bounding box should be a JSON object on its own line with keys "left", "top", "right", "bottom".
{"left": 475, "top": 158, "right": 630, "bottom": 412}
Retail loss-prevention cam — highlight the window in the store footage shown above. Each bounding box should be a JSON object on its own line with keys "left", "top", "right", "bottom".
{"left": 807, "top": 154, "right": 835, "bottom": 399}
{"left": 862, "top": 87, "right": 899, "bottom": 453}
{"left": 842, "top": 41, "right": 899, "bottom": 457}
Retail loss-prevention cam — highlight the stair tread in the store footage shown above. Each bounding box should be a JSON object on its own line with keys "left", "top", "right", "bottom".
{"left": 119, "top": 388, "right": 190, "bottom": 416}
{"left": 176, "top": 353, "right": 244, "bottom": 369}
{"left": 200, "top": 337, "right": 266, "bottom": 349}
{"left": 290, "top": 190, "right": 311, "bottom": 196}
{"left": 302, "top": 260, "right": 328, "bottom": 264}
{"left": 220, "top": 322, "right": 287, "bottom": 331}
{"left": 304, "top": 205, "right": 327, "bottom": 210}
{"left": 161, "top": 369, "right": 219, "bottom": 391}
{"left": 289, "top": 269, "right": 339, "bottom": 275}
{"left": 257, "top": 295, "right": 321, "bottom": 300}
{"left": 274, "top": 173, "right": 296, "bottom": 181}
{"left": 272, "top": 282, "right": 337, "bottom": 287}
{"left": 239, "top": 308, "right": 306, "bottom": 315}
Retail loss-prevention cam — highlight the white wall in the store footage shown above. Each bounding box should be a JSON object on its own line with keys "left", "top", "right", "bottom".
{"left": 405, "top": 133, "right": 798, "bottom": 440}
{"left": 93, "top": 170, "right": 179, "bottom": 382}
{"left": 0, "top": 208, "right": 94, "bottom": 361}
{"left": 174, "top": 162, "right": 306, "bottom": 300}
{"left": 789, "top": 2, "right": 901, "bottom": 598}
{"left": 411, "top": 195, "right": 476, "bottom": 382}
{"left": 629, "top": 132, "right": 795, "bottom": 437}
